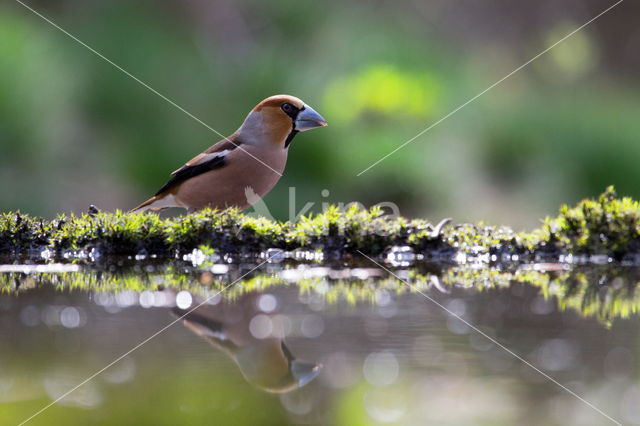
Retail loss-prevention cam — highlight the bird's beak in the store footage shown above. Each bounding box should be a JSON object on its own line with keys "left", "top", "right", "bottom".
{"left": 295, "top": 105, "right": 328, "bottom": 132}
{"left": 291, "top": 360, "right": 323, "bottom": 387}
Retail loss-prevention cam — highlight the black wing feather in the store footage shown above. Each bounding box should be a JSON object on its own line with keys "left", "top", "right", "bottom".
{"left": 154, "top": 153, "right": 227, "bottom": 196}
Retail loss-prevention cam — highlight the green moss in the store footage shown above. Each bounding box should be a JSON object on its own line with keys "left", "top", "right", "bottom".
{"left": 1, "top": 187, "right": 640, "bottom": 262}
{"left": 540, "top": 186, "right": 640, "bottom": 257}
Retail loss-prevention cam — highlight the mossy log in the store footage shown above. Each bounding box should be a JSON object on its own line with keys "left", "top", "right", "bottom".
{"left": 1, "top": 186, "right": 640, "bottom": 263}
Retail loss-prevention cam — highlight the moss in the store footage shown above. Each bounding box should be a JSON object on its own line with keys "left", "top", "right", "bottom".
{"left": 539, "top": 186, "right": 640, "bottom": 257}
{"left": 1, "top": 187, "right": 640, "bottom": 262}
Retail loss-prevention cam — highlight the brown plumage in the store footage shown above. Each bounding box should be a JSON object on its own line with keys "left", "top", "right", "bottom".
{"left": 132, "top": 95, "right": 327, "bottom": 212}
{"left": 173, "top": 292, "right": 322, "bottom": 393}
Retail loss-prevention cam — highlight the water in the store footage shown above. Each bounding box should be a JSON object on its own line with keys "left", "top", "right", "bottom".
{"left": 0, "top": 260, "right": 638, "bottom": 425}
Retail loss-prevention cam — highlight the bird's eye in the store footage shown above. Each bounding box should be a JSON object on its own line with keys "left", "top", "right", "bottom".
{"left": 281, "top": 103, "right": 294, "bottom": 113}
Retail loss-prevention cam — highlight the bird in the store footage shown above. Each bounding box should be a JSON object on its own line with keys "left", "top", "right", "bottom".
{"left": 132, "top": 95, "right": 327, "bottom": 212}
{"left": 173, "top": 292, "right": 322, "bottom": 393}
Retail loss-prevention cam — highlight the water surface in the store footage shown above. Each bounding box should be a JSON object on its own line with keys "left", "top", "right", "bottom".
{"left": 0, "top": 260, "right": 638, "bottom": 425}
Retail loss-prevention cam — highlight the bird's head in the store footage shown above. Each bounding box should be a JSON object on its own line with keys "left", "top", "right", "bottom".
{"left": 239, "top": 95, "right": 327, "bottom": 148}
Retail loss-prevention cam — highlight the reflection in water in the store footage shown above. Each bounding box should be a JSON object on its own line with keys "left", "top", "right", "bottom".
{"left": 2, "top": 260, "right": 640, "bottom": 424}
{"left": 173, "top": 292, "right": 322, "bottom": 393}
{"left": 3, "top": 260, "right": 640, "bottom": 324}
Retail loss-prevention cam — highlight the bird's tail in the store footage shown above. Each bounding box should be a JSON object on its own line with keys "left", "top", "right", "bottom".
{"left": 130, "top": 194, "right": 179, "bottom": 212}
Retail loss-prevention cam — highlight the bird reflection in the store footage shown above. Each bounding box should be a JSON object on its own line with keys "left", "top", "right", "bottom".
{"left": 173, "top": 293, "right": 322, "bottom": 393}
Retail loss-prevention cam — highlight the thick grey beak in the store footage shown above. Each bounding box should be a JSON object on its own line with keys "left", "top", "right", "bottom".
{"left": 295, "top": 105, "right": 327, "bottom": 132}
{"left": 291, "top": 360, "right": 323, "bottom": 387}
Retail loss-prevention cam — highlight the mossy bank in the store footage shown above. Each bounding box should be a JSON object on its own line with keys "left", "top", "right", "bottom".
{"left": 1, "top": 187, "right": 640, "bottom": 263}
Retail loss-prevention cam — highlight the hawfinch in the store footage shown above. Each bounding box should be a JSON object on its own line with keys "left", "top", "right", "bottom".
{"left": 132, "top": 95, "right": 327, "bottom": 212}
{"left": 173, "top": 293, "right": 322, "bottom": 393}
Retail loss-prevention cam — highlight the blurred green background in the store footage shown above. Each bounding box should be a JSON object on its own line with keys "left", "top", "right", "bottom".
{"left": 1, "top": 0, "right": 639, "bottom": 228}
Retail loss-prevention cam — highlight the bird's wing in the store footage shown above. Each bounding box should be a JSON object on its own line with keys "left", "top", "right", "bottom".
{"left": 154, "top": 138, "right": 240, "bottom": 196}
{"left": 171, "top": 308, "right": 238, "bottom": 355}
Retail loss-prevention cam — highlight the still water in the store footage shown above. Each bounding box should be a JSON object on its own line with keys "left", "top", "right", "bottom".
{"left": 0, "top": 260, "right": 638, "bottom": 425}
